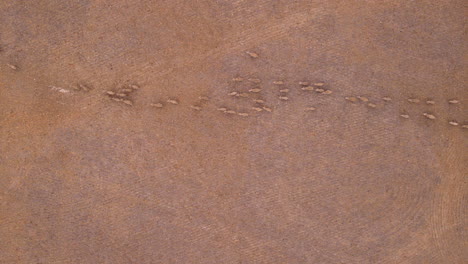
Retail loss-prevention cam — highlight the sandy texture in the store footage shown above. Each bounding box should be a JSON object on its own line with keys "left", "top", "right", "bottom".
{"left": 0, "top": 1, "right": 466, "bottom": 263}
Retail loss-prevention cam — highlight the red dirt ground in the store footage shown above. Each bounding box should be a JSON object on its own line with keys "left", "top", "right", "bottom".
{"left": 0, "top": 1, "right": 466, "bottom": 263}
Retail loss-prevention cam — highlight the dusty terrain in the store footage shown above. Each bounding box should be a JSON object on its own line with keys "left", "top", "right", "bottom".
{"left": 0, "top": 0, "right": 466, "bottom": 263}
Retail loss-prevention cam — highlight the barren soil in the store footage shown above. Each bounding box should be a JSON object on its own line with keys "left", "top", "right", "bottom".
{"left": 0, "top": 1, "right": 466, "bottom": 263}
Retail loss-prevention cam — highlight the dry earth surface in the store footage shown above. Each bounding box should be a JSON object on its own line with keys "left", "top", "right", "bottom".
{"left": 0, "top": 0, "right": 466, "bottom": 263}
